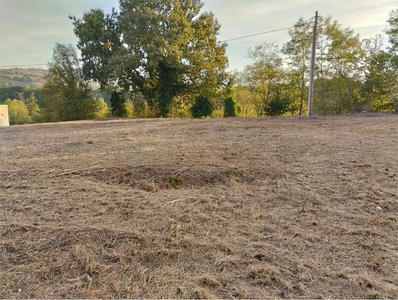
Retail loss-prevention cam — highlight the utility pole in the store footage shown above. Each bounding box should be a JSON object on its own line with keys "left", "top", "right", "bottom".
{"left": 308, "top": 11, "right": 318, "bottom": 117}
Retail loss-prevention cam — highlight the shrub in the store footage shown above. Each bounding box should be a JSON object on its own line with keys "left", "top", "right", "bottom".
{"left": 191, "top": 95, "right": 213, "bottom": 118}
{"left": 223, "top": 97, "right": 236, "bottom": 117}
{"left": 264, "top": 94, "right": 292, "bottom": 116}
{"left": 110, "top": 91, "right": 128, "bottom": 117}
{"left": 94, "top": 97, "right": 110, "bottom": 119}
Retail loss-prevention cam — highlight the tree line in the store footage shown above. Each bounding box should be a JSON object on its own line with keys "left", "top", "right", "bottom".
{"left": 1, "top": 1, "right": 397, "bottom": 124}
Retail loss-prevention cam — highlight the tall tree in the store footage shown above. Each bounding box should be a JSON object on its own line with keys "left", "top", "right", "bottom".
{"left": 314, "top": 16, "right": 364, "bottom": 114}
{"left": 385, "top": 7, "right": 398, "bottom": 112}
{"left": 26, "top": 91, "right": 42, "bottom": 123}
{"left": 70, "top": 0, "right": 228, "bottom": 117}
{"left": 110, "top": 91, "right": 128, "bottom": 117}
{"left": 385, "top": 6, "right": 398, "bottom": 57}
{"left": 243, "top": 42, "right": 284, "bottom": 114}
{"left": 283, "top": 18, "right": 313, "bottom": 115}
{"left": 41, "top": 43, "right": 95, "bottom": 121}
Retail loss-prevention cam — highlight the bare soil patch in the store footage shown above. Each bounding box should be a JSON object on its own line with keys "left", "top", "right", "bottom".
{"left": 1, "top": 114, "right": 397, "bottom": 298}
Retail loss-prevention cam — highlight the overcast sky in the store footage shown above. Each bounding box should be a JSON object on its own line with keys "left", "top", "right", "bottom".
{"left": 0, "top": 0, "right": 396, "bottom": 71}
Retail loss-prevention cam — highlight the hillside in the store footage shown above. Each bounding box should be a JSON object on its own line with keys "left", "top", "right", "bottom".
{"left": 1, "top": 115, "right": 397, "bottom": 298}
{"left": 0, "top": 68, "right": 48, "bottom": 88}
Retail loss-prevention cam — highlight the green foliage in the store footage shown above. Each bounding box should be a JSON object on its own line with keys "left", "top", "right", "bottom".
{"left": 4, "top": 99, "right": 32, "bottom": 125}
{"left": 168, "top": 95, "right": 192, "bottom": 118}
{"left": 191, "top": 95, "right": 213, "bottom": 118}
{"left": 41, "top": 43, "right": 94, "bottom": 122}
{"left": 125, "top": 101, "right": 134, "bottom": 118}
{"left": 168, "top": 175, "right": 185, "bottom": 188}
{"left": 131, "top": 93, "right": 149, "bottom": 117}
{"left": 156, "top": 60, "right": 183, "bottom": 117}
{"left": 234, "top": 12, "right": 397, "bottom": 116}
{"left": 92, "top": 89, "right": 111, "bottom": 105}
{"left": 243, "top": 42, "right": 284, "bottom": 114}
{"left": 223, "top": 97, "right": 237, "bottom": 117}
{"left": 385, "top": 7, "right": 398, "bottom": 112}
{"left": 0, "top": 86, "right": 40, "bottom": 103}
{"left": 313, "top": 16, "right": 364, "bottom": 114}
{"left": 0, "top": 79, "right": 8, "bottom": 88}
{"left": 282, "top": 19, "right": 312, "bottom": 115}
{"left": 264, "top": 91, "right": 292, "bottom": 116}
{"left": 26, "top": 92, "right": 43, "bottom": 123}
{"left": 385, "top": 7, "right": 398, "bottom": 56}
{"left": 360, "top": 36, "right": 397, "bottom": 112}
{"left": 110, "top": 92, "right": 128, "bottom": 117}
{"left": 94, "top": 97, "right": 110, "bottom": 119}
{"left": 71, "top": 0, "right": 228, "bottom": 117}
{"left": 233, "top": 81, "right": 264, "bottom": 117}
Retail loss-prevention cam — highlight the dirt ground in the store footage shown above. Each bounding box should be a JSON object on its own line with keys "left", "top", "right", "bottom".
{"left": 0, "top": 113, "right": 397, "bottom": 299}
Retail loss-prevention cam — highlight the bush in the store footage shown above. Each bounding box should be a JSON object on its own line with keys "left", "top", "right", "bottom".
{"left": 264, "top": 94, "right": 292, "bottom": 116}
{"left": 223, "top": 97, "right": 236, "bottom": 117}
{"left": 110, "top": 91, "right": 128, "bottom": 117}
{"left": 191, "top": 95, "right": 213, "bottom": 118}
{"left": 94, "top": 97, "right": 110, "bottom": 119}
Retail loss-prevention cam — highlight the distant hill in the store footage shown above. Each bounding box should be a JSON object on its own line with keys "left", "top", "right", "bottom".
{"left": 0, "top": 68, "right": 48, "bottom": 88}
{"left": 0, "top": 68, "right": 101, "bottom": 90}
{"left": 0, "top": 68, "right": 106, "bottom": 103}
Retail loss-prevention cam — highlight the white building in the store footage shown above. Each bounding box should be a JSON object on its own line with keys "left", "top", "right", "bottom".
{"left": 0, "top": 105, "right": 10, "bottom": 126}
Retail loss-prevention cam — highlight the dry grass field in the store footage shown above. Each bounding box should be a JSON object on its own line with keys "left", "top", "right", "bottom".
{"left": 1, "top": 113, "right": 397, "bottom": 299}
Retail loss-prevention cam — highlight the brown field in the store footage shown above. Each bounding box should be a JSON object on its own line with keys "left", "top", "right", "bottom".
{"left": 1, "top": 113, "right": 397, "bottom": 299}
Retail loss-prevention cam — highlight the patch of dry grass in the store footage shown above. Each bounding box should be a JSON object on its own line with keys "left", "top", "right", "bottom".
{"left": 1, "top": 114, "right": 397, "bottom": 298}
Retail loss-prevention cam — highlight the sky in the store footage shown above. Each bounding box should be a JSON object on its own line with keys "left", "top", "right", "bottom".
{"left": 0, "top": 0, "right": 396, "bottom": 71}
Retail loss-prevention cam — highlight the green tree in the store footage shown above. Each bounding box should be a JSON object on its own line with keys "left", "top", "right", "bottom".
{"left": 131, "top": 92, "right": 149, "bottom": 117}
{"left": 243, "top": 42, "right": 284, "bottom": 113}
{"left": 70, "top": 0, "right": 228, "bottom": 117}
{"left": 4, "top": 99, "right": 32, "bottom": 125}
{"left": 26, "top": 91, "right": 42, "bottom": 123}
{"left": 385, "top": 7, "right": 398, "bottom": 57}
{"left": 94, "top": 97, "right": 111, "bottom": 119}
{"left": 385, "top": 7, "right": 398, "bottom": 112}
{"left": 223, "top": 97, "right": 236, "bottom": 117}
{"left": 264, "top": 89, "right": 292, "bottom": 116}
{"left": 234, "top": 71, "right": 264, "bottom": 117}
{"left": 110, "top": 91, "right": 128, "bottom": 117}
{"left": 41, "top": 43, "right": 94, "bottom": 121}
{"left": 283, "top": 19, "right": 312, "bottom": 115}
{"left": 191, "top": 95, "right": 213, "bottom": 118}
{"left": 314, "top": 16, "right": 364, "bottom": 114}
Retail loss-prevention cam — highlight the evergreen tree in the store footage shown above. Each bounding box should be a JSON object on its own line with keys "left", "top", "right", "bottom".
{"left": 264, "top": 89, "right": 292, "bottom": 116}
{"left": 26, "top": 92, "right": 42, "bottom": 123}
{"left": 223, "top": 97, "right": 236, "bottom": 117}
{"left": 191, "top": 95, "right": 213, "bottom": 118}
{"left": 110, "top": 91, "right": 128, "bottom": 117}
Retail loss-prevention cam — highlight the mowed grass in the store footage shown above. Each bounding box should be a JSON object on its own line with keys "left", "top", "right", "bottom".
{"left": 0, "top": 113, "right": 397, "bottom": 298}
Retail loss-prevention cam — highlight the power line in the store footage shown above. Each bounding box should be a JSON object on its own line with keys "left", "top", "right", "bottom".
{"left": 221, "top": 26, "right": 295, "bottom": 42}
